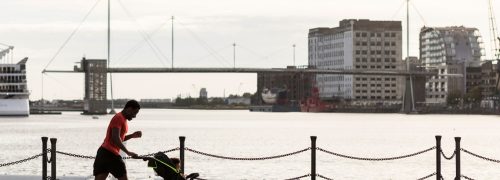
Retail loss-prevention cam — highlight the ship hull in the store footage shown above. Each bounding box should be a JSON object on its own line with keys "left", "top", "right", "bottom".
{"left": 0, "top": 99, "right": 29, "bottom": 116}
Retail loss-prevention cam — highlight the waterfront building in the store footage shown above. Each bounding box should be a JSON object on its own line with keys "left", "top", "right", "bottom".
{"left": 308, "top": 19, "right": 404, "bottom": 105}
{"left": 420, "top": 26, "right": 484, "bottom": 104}
{"left": 256, "top": 66, "right": 315, "bottom": 105}
{"left": 199, "top": 88, "right": 208, "bottom": 99}
{"left": 480, "top": 61, "right": 498, "bottom": 97}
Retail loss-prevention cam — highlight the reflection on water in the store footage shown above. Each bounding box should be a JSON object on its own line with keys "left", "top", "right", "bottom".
{"left": 0, "top": 109, "right": 500, "bottom": 179}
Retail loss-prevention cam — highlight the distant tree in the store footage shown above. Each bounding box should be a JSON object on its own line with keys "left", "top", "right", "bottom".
{"left": 209, "top": 98, "right": 225, "bottom": 105}
{"left": 242, "top": 92, "right": 252, "bottom": 98}
{"left": 446, "top": 89, "right": 462, "bottom": 106}
{"left": 464, "top": 86, "right": 482, "bottom": 103}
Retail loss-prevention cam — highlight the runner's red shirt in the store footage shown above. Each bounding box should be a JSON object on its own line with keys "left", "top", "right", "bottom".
{"left": 101, "top": 112, "right": 128, "bottom": 155}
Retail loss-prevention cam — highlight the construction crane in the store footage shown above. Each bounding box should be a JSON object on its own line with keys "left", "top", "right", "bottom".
{"left": 488, "top": 0, "right": 500, "bottom": 92}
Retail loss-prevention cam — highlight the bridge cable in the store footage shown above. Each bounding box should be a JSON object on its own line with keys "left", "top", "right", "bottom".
{"left": 188, "top": 45, "right": 232, "bottom": 66}
{"left": 114, "top": 21, "right": 170, "bottom": 66}
{"left": 410, "top": 1, "right": 428, "bottom": 25}
{"left": 176, "top": 20, "right": 232, "bottom": 67}
{"left": 116, "top": 0, "right": 169, "bottom": 67}
{"left": 42, "top": 0, "right": 102, "bottom": 71}
{"left": 389, "top": 0, "right": 406, "bottom": 20}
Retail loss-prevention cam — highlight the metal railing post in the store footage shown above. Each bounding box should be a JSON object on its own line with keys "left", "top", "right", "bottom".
{"left": 42, "top": 137, "right": 48, "bottom": 180}
{"left": 311, "top": 136, "right": 317, "bottom": 180}
{"left": 50, "top": 138, "right": 57, "bottom": 180}
{"left": 454, "top": 137, "right": 461, "bottom": 180}
{"left": 435, "top": 135, "right": 441, "bottom": 180}
{"left": 179, "top": 136, "right": 185, "bottom": 174}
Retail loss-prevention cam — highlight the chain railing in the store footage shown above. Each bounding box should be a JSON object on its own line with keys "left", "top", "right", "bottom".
{"left": 416, "top": 172, "right": 436, "bottom": 180}
{"left": 460, "top": 174, "right": 475, "bottom": 180}
{"left": 185, "top": 147, "right": 310, "bottom": 160}
{"left": 0, "top": 153, "right": 44, "bottom": 167}
{"left": 316, "top": 174, "right": 334, "bottom": 180}
{"left": 283, "top": 174, "right": 311, "bottom": 180}
{"left": 316, "top": 146, "right": 435, "bottom": 161}
{"left": 5, "top": 135, "right": 491, "bottom": 180}
{"left": 440, "top": 149, "right": 456, "bottom": 160}
{"left": 53, "top": 147, "right": 180, "bottom": 160}
{"left": 461, "top": 148, "right": 500, "bottom": 163}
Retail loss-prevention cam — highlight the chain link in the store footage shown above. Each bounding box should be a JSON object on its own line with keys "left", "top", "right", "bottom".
{"left": 461, "top": 148, "right": 500, "bottom": 163}
{"left": 0, "top": 153, "right": 44, "bottom": 167}
{"left": 316, "top": 146, "right": 436, "bottom": 161}
{"left": 122, "top": 148, "right": 179, "bottom": 159}
{"left": 416, "top": 172, "right": 436, "bottom": 180}
{"left": 461, "top": 174, "right": 475, "bottom": 180}
{"left": 441, "top": 149, "right": 456, "bottom": 160}
{"left": 185, "top": 147, "right": 310, "bottom": 160}
{"left": 55, "top": 148, "right": 180, "bottom": 160}
{"left": 316, "top": 174, "right": 334, "bottom": 180}
{"left": 283, "top": 174, "right": 311, "bottom": 180}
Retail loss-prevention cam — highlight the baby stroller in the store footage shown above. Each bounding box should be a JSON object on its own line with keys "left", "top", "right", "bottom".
{"left": 143, "top": 152, "right": 200, "bottom": 180}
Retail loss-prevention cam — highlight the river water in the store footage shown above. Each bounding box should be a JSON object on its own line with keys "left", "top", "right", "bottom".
{"left": 0, "top": 109, "right": 499, "bottom": 179}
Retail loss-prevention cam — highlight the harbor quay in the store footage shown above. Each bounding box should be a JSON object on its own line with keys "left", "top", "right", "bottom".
{"left": 1, "top": 135, "right": 499, "bottom": 180}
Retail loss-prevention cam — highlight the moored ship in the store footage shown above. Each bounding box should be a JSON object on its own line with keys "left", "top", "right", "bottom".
{"left": 0, "top": 55, "right": 29, "bottom": 116}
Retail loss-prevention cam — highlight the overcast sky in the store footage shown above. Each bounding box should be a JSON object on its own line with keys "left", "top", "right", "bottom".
{"left": 1, "top": 0, "right": 498, "bottom": 100}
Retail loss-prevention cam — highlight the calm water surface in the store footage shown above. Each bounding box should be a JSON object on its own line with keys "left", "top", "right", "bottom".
{"left": 1, "top": 109, "right": 500, "bottom": 179}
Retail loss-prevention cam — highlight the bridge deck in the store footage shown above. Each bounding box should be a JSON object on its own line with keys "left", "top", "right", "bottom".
{"left": 43, "top": 67, "right": 436, "bottom": 76}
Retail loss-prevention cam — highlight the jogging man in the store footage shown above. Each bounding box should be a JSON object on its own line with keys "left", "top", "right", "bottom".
{"left": 93, "top": 100, "right": 142, "bottom": 180}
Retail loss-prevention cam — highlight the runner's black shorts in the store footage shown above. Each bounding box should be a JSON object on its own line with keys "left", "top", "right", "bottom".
{"left": 93, "top": 147, "right": 127, "bottom": 178}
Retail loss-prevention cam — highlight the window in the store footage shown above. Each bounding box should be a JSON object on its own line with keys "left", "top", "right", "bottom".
{"left": 391, "top": 33, "right": 396, "bottom": 37}
{"left": 356, "top": 33, "right": 360, "bottom": 37}
{"left": 391, "top": 42, "right": 396, "bottom": 46}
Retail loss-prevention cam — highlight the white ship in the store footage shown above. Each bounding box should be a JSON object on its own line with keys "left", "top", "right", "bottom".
{"left": 0, "top": 45, "right": 29, "bottom": 116}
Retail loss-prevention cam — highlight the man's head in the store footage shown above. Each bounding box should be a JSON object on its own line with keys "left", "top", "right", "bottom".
{"left": 122, "top": 100, "right": 140, "bottom": 120}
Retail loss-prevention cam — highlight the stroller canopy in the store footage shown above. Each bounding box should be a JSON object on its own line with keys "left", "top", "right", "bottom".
{"left": 147, "top": 152, "right": 184, "bottom": 180}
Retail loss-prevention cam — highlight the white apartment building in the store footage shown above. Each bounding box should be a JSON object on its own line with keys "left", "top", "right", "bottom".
{"left": 420, "top": 26, "right": 484, "bottom": 103}
{"left": 308, "top": 19, "right": 404, "bottom": 104}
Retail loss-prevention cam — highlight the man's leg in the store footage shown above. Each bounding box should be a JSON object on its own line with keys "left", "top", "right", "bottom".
{"left": 95, "top": 173, "right": 109, "bottom": 180}
{"left": 117, "top": 175, "right": 128, "bottom": 180}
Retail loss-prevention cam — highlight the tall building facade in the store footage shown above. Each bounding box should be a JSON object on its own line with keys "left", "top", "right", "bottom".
{"left": 308, "top": 19, "right": 404, "bottom": 104}
{"left": 420, "top": 26, "right": 484, "bottom": 103}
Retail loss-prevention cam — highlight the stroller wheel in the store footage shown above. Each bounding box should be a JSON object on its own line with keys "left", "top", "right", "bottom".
{"left": 185, "top": 173, "right": 199, "bottom": 180}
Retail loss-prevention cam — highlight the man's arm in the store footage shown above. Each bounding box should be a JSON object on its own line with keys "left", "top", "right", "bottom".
{"left": 124, "top": 131, "right": 142, "bottom": 141}
{"left": 111, "top": 128, "right": 138, "bottom": 158}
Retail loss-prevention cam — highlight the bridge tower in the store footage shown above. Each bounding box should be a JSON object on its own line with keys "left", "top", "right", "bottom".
{"left": 79, "top": 58, "right": 108, "bottom": 114}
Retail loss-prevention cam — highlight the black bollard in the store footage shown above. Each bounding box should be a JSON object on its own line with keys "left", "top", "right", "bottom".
{"left": 42, "top": 137, "right": 48, "bottom": 180}
{"left": 311, "top": 136, "right": 317, "bottom": 180}
{"left": 435, "top": 135, "right": 441, "bottom": 180}
{"left": 50, "top": 138, "right": 57, "bottom": 180}
{"left": 179, "top": 136, "right": 185, "bottom": 174}
{"left": 454, "top": 137, "right": 461, "bottom": 180}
